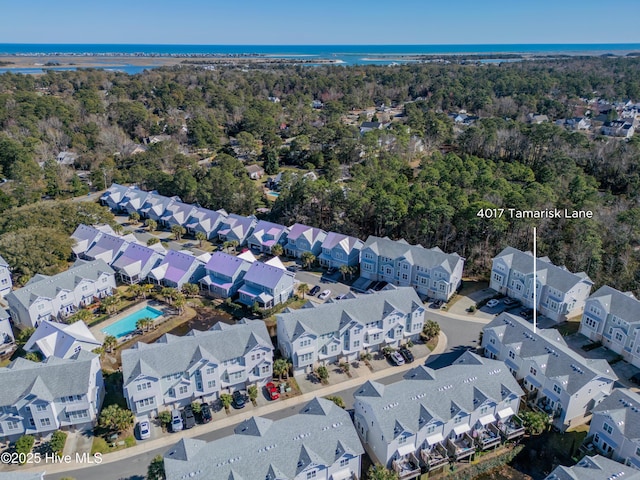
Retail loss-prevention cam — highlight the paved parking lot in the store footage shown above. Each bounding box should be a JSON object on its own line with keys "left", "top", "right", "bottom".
{"left": 292, "top": 270, "right": 352, "bottom": 303}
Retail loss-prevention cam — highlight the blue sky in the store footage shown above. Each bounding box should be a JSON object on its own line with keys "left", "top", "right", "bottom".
{"left": 1, "top": 0, "right": 639, "bottom": 45}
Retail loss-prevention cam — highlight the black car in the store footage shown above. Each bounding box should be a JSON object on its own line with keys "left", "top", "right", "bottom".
{"left": 399, "top": 346, "right": 414, "bottom": 363}
{"left": 630, "top": 373, "right": 640, "bottom": 386}
{"left": 286, "top": 265, "right": 301, "bottom": 272}
{"left": 200, "top": 402, "right": 212, "bottom": 423}
{"left": 232, "top": 390, "right": 246, "bottom": 409}
{"left": 519, "top": 308, "right": 534, "bottom": 319}
{"left": 182, "top": 406, "right": 196, "bottom": 429}
{"left": 310, "top": 285, "right": 321, "bottom": 296}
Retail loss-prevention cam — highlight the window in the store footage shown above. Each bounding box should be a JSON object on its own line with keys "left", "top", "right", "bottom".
{"left": 136, "top": 398, "right": 155, "bottom": 408}
{"left": 82, "top": 285, "right": 88, "bottom": 292}
{"left": 206, "top": 367, "right": 215, "bottom": 375}
{"left": 454, "top": 416, "right": 462, "bottom": 424}
{"left": 331, "top": 345, "right": 337, "bottom": 352}
{"left": 207, "top": 380, "right": 216, "bottom": 388}
{"left": 178, "top": 386, "right": 188, "bottom": 395}
{"left": 300, "top": 339, "right": 311, "bottom": 347}
{"left": 603, "top": 422, "right": 613, "bottom": 434}
{"left": 398, "top": 435, "right": 407, "bottom": 444}
{"left": 480, "top": 406, "right": 488, "bottom": 414}
{"left": 35, "top": 404, "right": 47, "bottom": 412}
{"left": 584, "top": 317, "right": 598, "bottom": 329}
{"left": 636, "top": 446, "right": 640, "bottom": 457}
{"left": 353, "top": 340, "right": 360, "bottom": 348}
{"left": 402, "top": 274, "right": 408, "bottom": 280}
{"left": 340, "top": 458, "right": 349, "bottom": 467}
{"left": 261, "top": 365, "right": 270, "bottom": 373}
{"left": 67, "top": 409, "right": 89, "bottom": 420}
{"left": 7, "top": 421, "right": 18, "bottom": 430}
{"left": 306, "top": 471, "right": 317, "bottom": 480}
{"left": 553, "top": 384, "right": 561, "bottom": 395}
{"left": 137, "top": 382, "right": 152, "bottom": 392}
{"left": 60, "top": 294, "right": 67, "bottom": 301}
{"left": 614, "top": 332, "right": 624, "bottom": 343}
{"left": 530, "top": 367, "right": 537, "bottom": 376}
{"left": 508, "top": 350, "right": 515, "bottom": 360}
{"left": 40, "top": 418, "right": 51, "bottom": 427}
{"left": 38, "top": 303, "right": 45, "bottom": 311}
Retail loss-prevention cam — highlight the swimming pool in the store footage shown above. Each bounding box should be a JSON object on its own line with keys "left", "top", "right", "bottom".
{"left": 101, "top": 306, "right": 163, "bottom": 338}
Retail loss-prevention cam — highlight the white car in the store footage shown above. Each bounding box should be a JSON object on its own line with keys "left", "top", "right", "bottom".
{"left": 390, "top": 351, "right": 405, "bottom": 366}
{"left": 486, "top": 299, "right": 500, "bottom": 308}
{"left": 138, "top": 418, "right": 151, "bottom": 440}
{"left": 318, "top": 289, "right": 331, "bottom": 300}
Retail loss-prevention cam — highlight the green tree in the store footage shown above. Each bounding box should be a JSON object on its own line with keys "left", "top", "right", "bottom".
{"left": 24, "top": 352, "right": 42, "bottom": 362}
{"left": 147, "top": 237, "right": 160, "bottom": 246}
{"left": 174, "top": 294, "right": 187, "bottom": 315}
{"left": 301, "top": 251, "right": 316, "bottom": 269}
{"left": 182, "top": 283, "right": 199, "bottom": 298}
{"left": 520, "top": 410, "right": 551, "bottom": 436}
{"left": 15, "top": 435, "right": 35, "bottom": 462}
{"left": 147, "top": 455, "right": 165, "bottom": 480}
{"left": 171, "top": 224, "right": 186, "bottom": 240}
{"left": 127, "top": 284, "right": 143, "bottom": 299}
{"left": 316, "top": 365, "right": 329, "bottom": 383}
{"left": 271, "top": 243, "right": 283, "bottom": 257}
{"left": 161, "top": 287, "right": 177, "bottom": 304}
{"left": 66, "top": 308, "right": 93, "bottom": 324}
{"left": 103, "top": 335, "right": 117, "bottom": 353}
{"left": 99, "top": 404, "right": 134, "bottom": 434}
{"left": 190, "top": 402, "right": 202, "bottom": 414}
{"left": 16, "top": 327, "right": 35, "bottom": 346}
{"left": 146, "top": 219, "right": 157, "bottom": 232}
{"left": 195, "top": 231, "right": 206, "bottom": 247}
{"left": 273, "top": 358, "right": 291, "bottom": 380}
{"left": 262, "top": 148, "right": 279, "bottom": 175}
{"left": 128, "top": 212, "right": 140, "bottom": 224}
{"left": 101, "top": 294, "right": 120, "bottom": 314}
{"left": 157, "top": 410, "right": 172, "bottom": 430}
{"left": 326, "top": 395, "right": 345, "bottom": 409}
{"left": 339, "top": 265, "right": 350, "bottom": 281}
{"left": 368, "top": 464, "right": 399, "bottom": 480}
{"left": 297, "top": 283, "right": 309, "bottom": 299}
{"left": 220, "top": 393, "right": 233, "bottom": 413}
{"left": 248, "top": 384, "right": 258, "bottom": 406}
{"left": 49, "top": 430, "right": 67, "bottom": 455}
{"left": 421, "top": 320, "right": 441, "bottom": 340}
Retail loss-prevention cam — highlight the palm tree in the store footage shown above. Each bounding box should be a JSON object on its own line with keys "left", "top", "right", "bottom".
{"left": 339, "top": 265, "right": 350, "bottom": 281}
{"left": 271, "top": 244, "right": 283, "bottom": 257}
{"left": 297, "top": 283, "right": 310, "bottom": 299}
{"left": 103, "top": 335, "right": 117, "bottom": 353}
{"left": 171, "top": 225, "right": 186, "bottom": 241}
{"left": 248, "top": 385, "right": 258, "bottom": 406}
{"left": 195, "top": 231, "right": 206, "bottom": 247}
{"left": 101, "top": 295, "right": 120, "bottom": 314}
{"left": 145, "top": 219, "right": 157, "bottom": 232}
{"left": 112, "top": 223, "right": 124, "bottom": 236}
{"left": 223, "top": 240, "right": 239, "bottom": 253}
{"left": 141, "top": 283, "right": 154, "bottom": 299}
{"left": 127, "top": 284, "right": 142, "bottom": 299}
{"left": 128, "top": 212, "right": 140, "bottom": 225}
{"left": 301, "top": 252, "right": 316, "bottom": 270}
{"left": 220, "top": 393, "right": 233, "bottom": 413}
{"left": 182, "top": 283, "right": 199, "bottom": 298}
{"left": 273, "top": 358, "right": 291, "bottom": 380}
{"left": 160, "top": 287, "right": 177, "bottom": 304}
{"left": 174, "top": 294, "right": 187, "bottom": 315}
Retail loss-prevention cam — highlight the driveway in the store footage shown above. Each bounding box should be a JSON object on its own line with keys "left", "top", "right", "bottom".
{"left": 293, "top": 270, "right": 351, "bottom": 303}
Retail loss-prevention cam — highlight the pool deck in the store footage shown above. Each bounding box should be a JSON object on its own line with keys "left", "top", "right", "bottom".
{"left": 91, "top": 300, "right": 168, "bottom": 343}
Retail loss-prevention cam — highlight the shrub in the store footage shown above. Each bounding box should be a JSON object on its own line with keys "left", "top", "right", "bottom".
{"left": 520, "top": 410, "right": 551, "bottom": 436}
{"left": 15, "top": 435, "right": 35, "bottom": 460}
{"left": 158, "top": 410, "right": 172, "bottom": 430}
{"left": 124, "top": 435, "right": 136, "bottom": 448}
{"left": 316, "top": 365, "right": 329, "bottom": 383}
{"left": 49, "top": 430, "right": 67, "bottom": 455}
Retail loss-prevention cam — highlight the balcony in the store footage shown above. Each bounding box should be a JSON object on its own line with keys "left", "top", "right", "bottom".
{"left": 474, "top": 427, "right": 501, "bottom": 450}
{"left": 496, "top": 415, "right": 525, "bottom": 440}
{"left": 392, "top": 452, "right": 421, "bottom": 479}
{"left": 420, "top": 443, "right": 449, "bottom": 471}
{"left": 533, "top": 396, "right": 561, "bottom": 418}
{"left": 446, "top": 434, "right": 475, "bottom": 461}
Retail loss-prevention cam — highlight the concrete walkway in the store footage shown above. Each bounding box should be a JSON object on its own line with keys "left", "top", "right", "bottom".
{"left": 20, "top": 332, "right": 447, "bottom": 475}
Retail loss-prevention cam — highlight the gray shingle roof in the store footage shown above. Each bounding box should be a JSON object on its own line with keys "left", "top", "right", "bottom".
{"left": 163, "top": 398, "right": 363, "bottom": 480}
{"left": 588, "top": 285, "right": 640, "bottom": 324}
{"left": 321, "top": 232, "right": 363, "bottom": 252}
{"left": 0, "top": 473, "right": 45, "bottom": 480}
{"left": 485, "top": 313, "right": 617, "bottom": 394}
{"left": 0, "top": 350, "right": 98, "bottom": 406}
{"left": 495, "top": 247, "right": 592, "bottom": 292}
{"left": 121, "top": 320, "right": 272, "bottom": 385}
{"left": 363, "top": 236, "right": 463, "bottom": 273}
{"left": 592, "top": 388, "right": 640, "bottom": 440}
{"left": 354, "top": 352, "right": 524, "bottom": 440}
{"left": 4, "top": 259, "right": 115, "bottom": 311}
{"left": 278, "top": 287, "right": 423, "bottom": 341}
{"left": 545, "top": 455, "right": 640, "bottom": 480}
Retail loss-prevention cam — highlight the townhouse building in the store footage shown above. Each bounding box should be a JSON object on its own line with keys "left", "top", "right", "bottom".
{"left": 110, "top": 242, "right": 164, "bottom": 285}
{"left": 100, "top": 183, "right": 134, "bottom": 211}
{"left": 318, "top": 232, "right": 364, "bottom": 270}
{"left": 139, "top": 193, "right": 180, "bottom": 222}
{"left": 199, "top": 252, "right": 251, "bottom": 299}
{"left": 147, "top": 250, "right": 206, "bottom": 289}
{"left": 217, "top": 213, "right": 257, "bottom": 246}
{"left": 482, "top": 313, "right": 617, "bottom": 430}
{"left": 360, "top": 236, "right": 464, "bottom": 301}
{"left": 5, "top": 260, "right": 116, "bottom": 329}
{"left": 69, "top": 224, "right": 116, "bottom": 259}
{"left": 544, "top": 455, "right": 640, "bottom": 480}
{"left": 588, "top": 388, "right": 640, "bottom": 469}
{"left": 184, "top": 207, "right": 227, "bottom": 240}
{"left": 0, "top": 254, "right": 12, "bottom": 298}
{"left": 246, "top": 220, "right": 289, "bottom": 254}
{"left": 353, "top": 352, "right": 524, "bottom": 478}
{"left": 159, "top": 201, "right": 197, "bottom": 229}
{"left": 490, "top": 247, "right": 593, "bottom": 322}
{"left": 579, "top": 285, "right": 640, "bottom": 369}
{"left": 285, "top": 223, "right": 327, "bottom": 259}
{"left": 23, "top": 320, "right": 101, "bottom": 359}
{"left": 0, "top": 350, "right": 104, "bottom": 441}
{"left": 118, "top": 188, "right": 150, "bottom": 215}
{"left": 163, "top": 398, "right": 363, "bottom": 480}
{"left": 82, "top": 232, "right": 136, "bottom": 265}
{"left": 277, "top": 286, "right": 425, "bottom": 376}
{"left": 238, "top": 261, "right": 295, "bottom": 309}
{"left": 0, "top": 309, "right": 14, "bottom": 352}
{"left": 121, "top": 320, "right": 273, "bottom": 416}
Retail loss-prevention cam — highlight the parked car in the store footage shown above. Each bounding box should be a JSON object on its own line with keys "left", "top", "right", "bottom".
{"left": 182, "top": 405, "right": 196, "bottom": 429}
{"left": 486, "top": 299, "right": 500, "bottom": 308}
{"left": 232, "top": 390, "right": 246, "bottom": 409}
{"left": 265, "top": 382, "right": 280, "bottom": 400}
{"left": 399, "top": 346, "right": 414, "bottom": 363}
{"left": 430, "top": 299, "right": 444, "bottom": 309}
{"left": 390, "top": 351, "right": 406, "bottom": 366}
{"left": 326, "top": 267, "right": 336, "bottom": 274}
{"left": 170, "top": 409, "right": 183, "bottom": 432}
{"left": 137, "top": 417, "right": 150, "bottom": 440}
{"left": 630, "top": 373, "right": 640, "bottom": 386}
{"left": 318, "top": 289, "right": 331, "bottom": 300}
{"left": 335, "top": 294, "right": 348, "bottom": 300}
{"left": 286, "top": 265, "right": 301, "bottom": 272}
{"left": 519, "top": 308, "right": 534, "bottom": 319}
{"left": 310, "top": 285, "right": 321, "bottom": 296}
{"left": 503, "top": 297, "right": 518, "bottom": 306}
{"left": 200, "top": 403, "right": 212, "bottom": 423}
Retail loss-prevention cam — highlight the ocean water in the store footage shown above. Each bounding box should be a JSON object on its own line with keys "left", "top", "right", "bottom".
{"left": 0, "top": 43, "right": 638, "bottom": 72}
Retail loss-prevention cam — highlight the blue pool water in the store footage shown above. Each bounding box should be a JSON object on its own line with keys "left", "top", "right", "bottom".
{"left": 268, "top": 191, "right": 280, "bottom": 197}
{"left": 101, "top": 306, "right": 163, "bottom": 338}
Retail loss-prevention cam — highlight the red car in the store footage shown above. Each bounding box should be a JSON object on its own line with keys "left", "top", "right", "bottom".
{"left": 265, "top": 382, "right": 280, "bottom": 400}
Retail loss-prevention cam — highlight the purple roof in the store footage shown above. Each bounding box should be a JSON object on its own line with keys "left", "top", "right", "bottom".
{"left": 243, "top": 261, "right": 290, "bottom": 289}
{"left": 111, "top": 243, "right": 159, "bottom": 270}
{"left": 220, "top": 214, "right": 256, "bottom": 238}
{"left": 159, "top": 250, "right": 200, "bottom": 283}
{"left": 205, "top": 252, "right": 250, "bottom": 278}
{"left": 288, "top": 223, "right": 327, "bottom": 243}
{"left": 249, "top": 220, "right": 288, "bottom": 246}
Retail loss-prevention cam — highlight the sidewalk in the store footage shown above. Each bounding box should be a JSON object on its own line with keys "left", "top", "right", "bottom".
{"left": 20, "top": 332, "right": 447, "bottom": 475}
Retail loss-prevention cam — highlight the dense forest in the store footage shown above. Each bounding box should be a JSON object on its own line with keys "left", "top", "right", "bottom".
{"left": 0, "top": 57, "right": 640, "bottom": 292}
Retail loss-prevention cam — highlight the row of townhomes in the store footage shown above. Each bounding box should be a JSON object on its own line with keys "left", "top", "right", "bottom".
{"left": 579, "top": 285, "right": 640, "bottom": 369}
{"left": 482, "top": 313, "right": 617, "bottom": 430}
{"left": 121, "top": 320, "right": 273, "bottom": 416}
{"left": 490, "top": 247, "right": 593, "bottom": 323}
{"left": 0, "top": 254, "right": 12, "bottom": 298}
{"left": 5, "top": 259, "right": 117, "bottom": 329}
{"left": 277, "top": 286, "right": 425, "bottom": 375}
{"left": 163, "top": 398, "right": 364, "bottom": 480}
{"left": 544, "top": 454, "right": 640, "bottom": 480}
{"left": 360, "top": 236, "right": 464, "bottom": 301}
{"left": 353, "top": 352, "right": 525, "bottom": 478}
{"left": 100, "top": 184, "right": 365, "bottom": 270}
{"left": 0, "top": 350, "right": 104, "bottom": 441}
